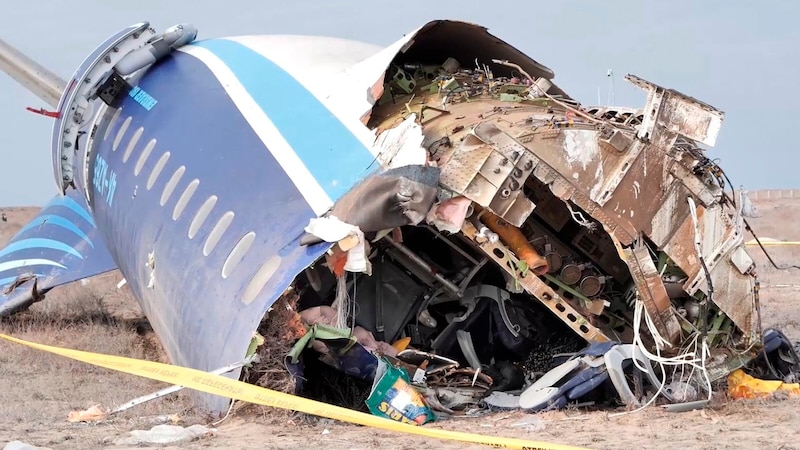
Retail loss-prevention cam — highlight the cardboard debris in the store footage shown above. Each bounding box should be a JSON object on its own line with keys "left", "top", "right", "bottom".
{"left": 67, "top": 404, "right": 108, "bottom": 423}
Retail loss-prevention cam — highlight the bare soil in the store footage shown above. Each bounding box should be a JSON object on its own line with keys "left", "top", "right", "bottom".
{"left": 0, "top": 196, "right": 799, "bottom": 450}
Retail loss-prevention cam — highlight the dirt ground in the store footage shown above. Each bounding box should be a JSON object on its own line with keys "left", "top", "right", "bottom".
{"left": 0, "top": 196, "right": 799, "bottom": 450}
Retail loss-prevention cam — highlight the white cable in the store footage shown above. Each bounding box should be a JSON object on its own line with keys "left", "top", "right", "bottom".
{"left": 612, "top": 294, "right": 712, "bottom": 417}
{"left": 331, "top": 274, "right": 351, "bottom": 330}
{"left": 564, "top": 202, "right": 597, "bottom": 231}
{"left": 613, "top": 197, "right": 716, "bottom": 417}
{"left": 687, "top": 197, "right": 703, "bottom": 257}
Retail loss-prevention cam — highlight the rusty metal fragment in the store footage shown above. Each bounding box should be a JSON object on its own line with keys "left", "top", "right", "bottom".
{"left": 620, "top": 245, "right": 682, "bottom": 344}
{"left": 367, "top": 33, "right": 760, "bottom": 372}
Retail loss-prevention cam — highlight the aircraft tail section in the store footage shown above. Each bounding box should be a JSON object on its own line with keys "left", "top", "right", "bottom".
{"left": 0, "top": 191, "right": 117, "bottom": 315}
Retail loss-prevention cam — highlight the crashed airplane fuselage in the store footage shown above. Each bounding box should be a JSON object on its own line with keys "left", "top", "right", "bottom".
{"left": 0, "top": 20, "right": 762, "bottom": 413}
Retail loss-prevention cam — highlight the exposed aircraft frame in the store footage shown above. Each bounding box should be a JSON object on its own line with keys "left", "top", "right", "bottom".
{"left": 0, "top": 19, "right": 767, "bottom": 415}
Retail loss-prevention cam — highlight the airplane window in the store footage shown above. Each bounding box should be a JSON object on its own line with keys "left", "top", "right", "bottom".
{"left": 203, "top": 211, "right": 234, "bottom": 256}
{"left": 103, "top": 108, "right": 122, "bottom": 141}
{"left": 146, "top": 151, "right": 170, "bottom": 190}
{"left": 122, "top": 127, "right": 144, "bottom": 163}
{"left": 222, "top": 231, "right": 256, "bottom": 279}
{"left": 135, "top": 139, "right": 157, "bottom": 175}
{"left": 189, "top": 195, "right": 217, "bottom": 239}
{"left": 112, "top": 116, "right": 132, "bottom": 151}
{"left": 172, "top": 179, "right": 200, "bottom": 220}
{"left": 242, "top": 255, "right": 281, "bottom": 304}
{"left": 160, "top": 166, "right": 185, "bottom": 206}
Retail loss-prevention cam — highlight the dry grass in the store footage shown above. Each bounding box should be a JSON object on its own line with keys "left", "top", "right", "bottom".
{"left": 0, "top": 287, "right": 202, "bottom": 449}
{"left": 244, "top": 291, "right": 306, "bottom": 393}
{"left": 234, "top": 291, "right": 308, "bottom": 420}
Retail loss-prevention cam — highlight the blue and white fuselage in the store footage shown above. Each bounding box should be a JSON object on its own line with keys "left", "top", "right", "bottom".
{"left": 91, "top": 38, "right": 373, "bottom": 373}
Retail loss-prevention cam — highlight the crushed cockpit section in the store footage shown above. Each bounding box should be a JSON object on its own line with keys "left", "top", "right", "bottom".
{"left": 242, "top": 20, "right": 796, "bottom": 420}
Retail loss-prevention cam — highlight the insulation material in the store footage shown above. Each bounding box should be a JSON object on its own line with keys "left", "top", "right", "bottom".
{"left": 373, "top": 114, "right": 428, "bottom": 168}
{"left": 329, "top": 165, "right": 440, "bottom": 233}
{"left": 304, "top": 216, "right": 369, "bottom": 273}
{"left": 426, "top": 195, "right": 472, "bottom": 233}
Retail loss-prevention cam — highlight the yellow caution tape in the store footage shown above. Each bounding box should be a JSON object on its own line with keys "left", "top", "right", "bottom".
{"left": 0, "top": 333, "right": 589, "bottom": 450}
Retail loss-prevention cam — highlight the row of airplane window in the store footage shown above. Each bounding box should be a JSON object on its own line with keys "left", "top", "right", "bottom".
{"left": 101, "top": 109, "right": 275, "bottom": 304}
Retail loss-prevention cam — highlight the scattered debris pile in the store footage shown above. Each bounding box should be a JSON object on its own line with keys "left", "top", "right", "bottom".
{"left": 244, "top": 23, "right": 800, "bottom": 423}
{"left": 728, "top": 328, "right": 800, "bottom": 400}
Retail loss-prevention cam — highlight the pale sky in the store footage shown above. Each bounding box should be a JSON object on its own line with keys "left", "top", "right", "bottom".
{"left": 1, "top": 1, "right": 796, "bottom": 206}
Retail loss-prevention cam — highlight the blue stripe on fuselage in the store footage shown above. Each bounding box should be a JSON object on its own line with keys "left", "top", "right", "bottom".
{"left": 193, "top": 39, "right": 376, "bottom": 201}
{"left": 0, "top": 238, "right": 83, "bottom": 259}
{"left": 61, "top": 195, "right": 95, "bottom": 226}
{"left": 18, "top": 215, "right": 94, "bottom": 248}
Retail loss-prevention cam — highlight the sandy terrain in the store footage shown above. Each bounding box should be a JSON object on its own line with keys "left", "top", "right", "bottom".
{"left": 0, "top": 194, "right": 799, "bottom": 450}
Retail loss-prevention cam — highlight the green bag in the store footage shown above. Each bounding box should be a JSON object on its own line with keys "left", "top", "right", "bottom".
{"left": 366, "top": 358, "right": 435, "bottom": 425}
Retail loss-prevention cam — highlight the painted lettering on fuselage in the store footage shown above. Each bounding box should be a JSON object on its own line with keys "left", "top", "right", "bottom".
{"left": 93, "top": 154, "right": 117, "bottom": 206}
{"left": 129, "top": 86, "right": 158, "bottom": 111}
